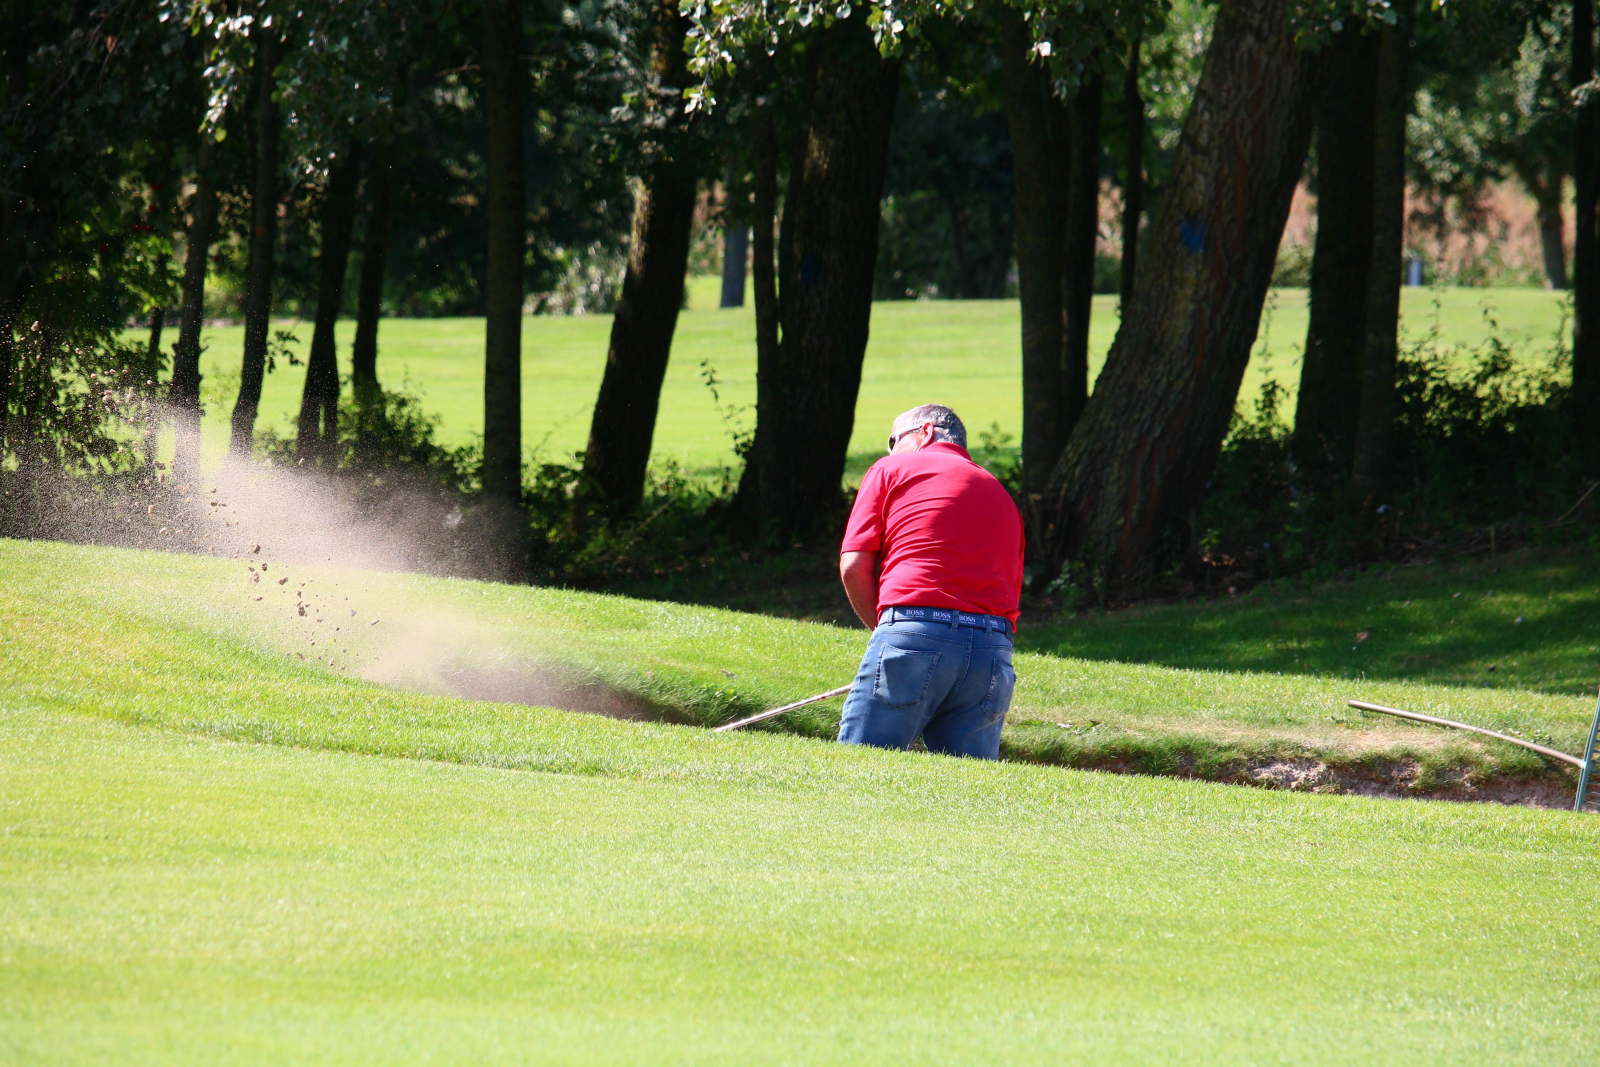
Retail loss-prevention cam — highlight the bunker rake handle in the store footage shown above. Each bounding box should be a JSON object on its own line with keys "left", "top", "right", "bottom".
{"left": 715, "top": 685, "right": 852, "bottom": 733}
{"left": 1348, "top": 698, "right": 1600, "bottom": 812}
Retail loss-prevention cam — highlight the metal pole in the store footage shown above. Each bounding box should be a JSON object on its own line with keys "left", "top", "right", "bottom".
{"left": 1575, "top": 687, "right": 1600, "bottom": 813}
{"left": 714, "top": 684, "right": 851, "bottom": 733}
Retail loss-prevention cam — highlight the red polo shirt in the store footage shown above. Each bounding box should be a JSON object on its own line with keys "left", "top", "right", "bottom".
{"left": 840, "top": 441, "right": 1025, "bottom": 628}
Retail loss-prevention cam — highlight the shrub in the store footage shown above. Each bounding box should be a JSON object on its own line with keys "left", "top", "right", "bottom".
{"left": 1197, "top": 312, "right": 1582, "bottom": 586}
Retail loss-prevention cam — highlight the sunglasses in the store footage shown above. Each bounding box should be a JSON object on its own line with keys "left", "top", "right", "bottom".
{"left": 887, "top": 427, "right": 921, "bottom": 451}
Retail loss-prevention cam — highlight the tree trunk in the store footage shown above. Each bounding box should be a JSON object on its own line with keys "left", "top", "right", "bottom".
{"left": 229, "top": 26, "right": 282, "bottom": 460}
{"left": 1001, "top": 11, "right": 1067, "bottom": 503}
{"left": 1037, "top": 0, "right": 1324, "bottom": 583}
{"left": 482, "top": 0, "right": 525, "bottom": 503}
{"left": 351, "top": 139, "right": 394, "bottom": 408}
{"left": 1119, "top": 32, "right": 1144, "bottom": 311}
{"left": 720, "top": 225, "right": 748, "bottom": 307}
{"left": 0, "top": 0, "right": 31, "bottom": 451}
{"left": 296, "top": 143, "right": 362, "bottom": 464}
{"left": 1293, "top": 27, "right": 1379, "bottom": 474}
{"left": 752, "top": 16, "right": 899, "bottom": 535}
{"left": 1538, "top": 179, "right": 1569, "bottom": 292}
{"left": 577, "top": 0, "right": 696, "bottom": 518}
{"left": 1519, "top": 161, "right": 1569, "bottom": 291}
{"left": 1061, "top": 69, "right": 1103, "bottom": 438}
{"left": 146, "top": 305, "right": 165, "bottom": 363}
{"left": 735, "top": 102, "right": 780, "bottom": 525}
{"left": 720, "top": 162, "right": 748, "bottom": 311}
{"left": 171, "top": 140, "right": 217, "bottom": 487}
{"left": 1349, "top": 10, "right": 1413, "bottom": 502}
{"left": 142, "top": 276, "right": 166, "bottom": 467}
{"left": 1575, "top": 0, "right": 1599, "bottom": 416}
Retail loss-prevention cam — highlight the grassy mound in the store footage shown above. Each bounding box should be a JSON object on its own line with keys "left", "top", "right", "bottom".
{"left": 2, "top": 542, "right": 1599, "bottom": 1062}
{"left": 4, "top": 540, "right": 1594, "bottom": 802}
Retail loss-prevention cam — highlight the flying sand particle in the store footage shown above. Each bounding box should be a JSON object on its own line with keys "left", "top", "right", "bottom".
{"left": 251, "top": 544, "right": 260, "bottom": 554}
{"left": 278, "top": 577, "right": 288, "bottom": 585}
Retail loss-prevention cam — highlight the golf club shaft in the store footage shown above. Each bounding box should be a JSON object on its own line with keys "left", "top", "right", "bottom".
{"left": 1347, "top": 699, "right": 1584, "bottom": 768}
{"left": 715, "top": 684, "right": 852, "bottom": 732}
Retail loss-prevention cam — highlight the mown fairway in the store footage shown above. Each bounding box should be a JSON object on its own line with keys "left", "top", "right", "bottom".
{"left": 2, "top": 538, "right": 1599, "bottom": 1064}
{"left": 183, "top": 282, "right": 1570, "bottom": 476}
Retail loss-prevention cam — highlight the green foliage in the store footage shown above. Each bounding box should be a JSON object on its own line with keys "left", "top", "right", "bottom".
{"left": 1271, "top": 240, "right": 1314, "bottom": 287}
{"left": 340, "top": 383, "right": 481, "bottom": 485}
{"left": 873, "top": 50, "right": 1013, "bottom": 301}
{"left": 1199, "top": 307, "right": 1581, "bottom": 583}
{"left": 974, "top": 420, "right": 1021, "bottom": 493}
{"left": 0, "top": 320, "right": 164, "bottom": 475}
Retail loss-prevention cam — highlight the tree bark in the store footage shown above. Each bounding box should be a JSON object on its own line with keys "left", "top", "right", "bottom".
{"left": 171, "top": 139, "right": 218, "bottom": 487}
{"left": 734, "top": 99, "right": 804, "bottom": 531}
{"left": 1036, "top": 0, "right": 1324, "bottom": 583}
{"left": 720, "top": 225, "right": 748, "bottom": 307}
{"left": 142, "top": 274, "right": 165, "bottom": 468}
{"left": 1536, "top": 175, "right": 1568, "bottom": 292}
{"left": 0, "top": 0, "right": 32, "bottom": 450}
{"left": 229, "top": 26, "right": 282, "bottom": 460}
{"left": 296, "top": 142, "right": 362, "bottom": 464}
{"left": 1120, "top": 32, "right": 1144, "bottom": 311}
{"left": 147, "top": 305, "right": 165, "bottom": 364}
{"left": 1293, "top": 27, "right": 1379, "bottom": 473}
{"left": 1061, "top": 69, "right": 1103, "bottom": 439}
{"left": 351, "top": 139, "right": 394, "bottom": 407}
{"left": 751, "top": 16, "right": 899, "bottom": 535}
{"left": 1001, "top": 11, "right": 1067, "bottom": 503}
{"left": 577, "top": 0, "right": 697, "bottom": 518}
{"left": 1576, "top": 0, "right": 1599, "bottom": 418}
{"left": 1349, "top": 10, "right": 1413, "bottom": 502}
{"left": 1516, "top": 159, "right": 1567, "bottom": 290}
{"left": 736, "top": 102, "right": 780, "bottom": 526}
{"left": 482, "top": 0, "right": 525, "bottom": 503}
{"left": 720, "top": 159, "right": 748, "bottom": 309}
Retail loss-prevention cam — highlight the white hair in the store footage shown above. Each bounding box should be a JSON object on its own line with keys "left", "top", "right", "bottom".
{"left": 893, "top": 404, "right": 967, "bottom": 448}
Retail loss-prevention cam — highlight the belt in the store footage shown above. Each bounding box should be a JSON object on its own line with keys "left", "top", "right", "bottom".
{"left": 879, "top": 605, "right": 1012, "bottom": 636}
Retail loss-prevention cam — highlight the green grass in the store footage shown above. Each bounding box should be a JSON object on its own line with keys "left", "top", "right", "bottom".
{"left": 174, "top": 281, "right": 1570, "bottom": 477}
{"left": 1019, "top": 549, "right": 1600, "bottom": 699}
{"left": 4, "top": 540, "right": 1600, "bottom": 1063}
{"left": 4, "top": 537, "right": 1597, "bottom": 796}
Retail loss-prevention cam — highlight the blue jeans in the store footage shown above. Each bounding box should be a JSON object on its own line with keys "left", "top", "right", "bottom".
{"left": 837, "top": 617, "right": 1016, "bottom": 760}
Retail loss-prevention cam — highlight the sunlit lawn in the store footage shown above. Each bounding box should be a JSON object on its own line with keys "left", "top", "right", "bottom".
{"left": 3, "top": 536, "right": 1600, "bottom": 1063}
{"left": 179, "top": 281, "right": 1570, "bottom": 477}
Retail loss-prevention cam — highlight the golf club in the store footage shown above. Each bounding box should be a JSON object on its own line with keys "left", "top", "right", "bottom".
{"left": 715, "top": 684, "right": 852, "bottom": 732}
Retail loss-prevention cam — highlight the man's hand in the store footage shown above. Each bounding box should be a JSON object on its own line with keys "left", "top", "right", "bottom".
{"left": 839, "top": 551, "right": 880, "bottom": 630}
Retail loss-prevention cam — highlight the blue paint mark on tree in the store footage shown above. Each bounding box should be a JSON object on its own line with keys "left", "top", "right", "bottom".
{"left": 800, "top": 253, "right": 822, "bottom": 283}
{"left": 1180, "top": 217, "right": 1206, "bottom": 254}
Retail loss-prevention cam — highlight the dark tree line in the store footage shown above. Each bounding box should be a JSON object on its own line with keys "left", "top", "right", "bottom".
{"left": 4, "top": 0, "right": 1597, "bottom": 591}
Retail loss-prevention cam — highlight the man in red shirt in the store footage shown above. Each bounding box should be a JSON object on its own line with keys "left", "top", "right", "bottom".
{"left": 837, "top": 403, "right": 1024, "bottom": 759}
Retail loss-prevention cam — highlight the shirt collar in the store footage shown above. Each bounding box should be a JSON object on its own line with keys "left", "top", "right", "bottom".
{"left": 921, "top": 441, "right": 971, "bottom": 459}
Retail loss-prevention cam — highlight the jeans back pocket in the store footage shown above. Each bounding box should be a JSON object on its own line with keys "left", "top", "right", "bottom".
{"left": 874, "top": 646, "right": 941, "bottom": 708}
{"left": 984, "top": 655, "right": 1017, "bottom": 723}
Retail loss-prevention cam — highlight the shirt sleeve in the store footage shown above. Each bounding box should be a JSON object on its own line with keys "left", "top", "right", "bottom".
{"left": 840, "top": 464, "right": 888, "bottom": 553}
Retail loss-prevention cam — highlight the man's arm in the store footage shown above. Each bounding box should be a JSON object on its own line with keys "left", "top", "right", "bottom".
{"left": 839, "top": 550, "right": 880, "bottom": 630}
